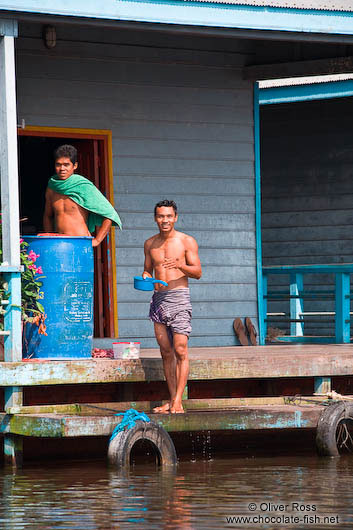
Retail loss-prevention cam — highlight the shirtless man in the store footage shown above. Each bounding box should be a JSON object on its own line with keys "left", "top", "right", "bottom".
{"left": 143, "top": 200, "right": 202, "bottom": 413}
{"left": 43, "top": 144, "right": 113, "bottom": 247}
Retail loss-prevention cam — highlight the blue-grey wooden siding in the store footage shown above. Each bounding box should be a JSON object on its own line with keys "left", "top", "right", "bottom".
{"left": 261, "top": 97, "right": 353, "bottom": 336}
{"left": 15, "top": 23, "right": 257, "bottom": 347}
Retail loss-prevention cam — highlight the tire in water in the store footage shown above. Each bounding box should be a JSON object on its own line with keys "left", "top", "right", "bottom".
{"left": 108, "top": 420, "right": 177, "bottom": 468}
{"left": 316, "top": 402, "right": 353, "bottom": 456}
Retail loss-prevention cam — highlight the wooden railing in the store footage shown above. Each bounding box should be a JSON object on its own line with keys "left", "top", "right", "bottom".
{"left": 262, "top": 263, "right": 353, "bottom": 344}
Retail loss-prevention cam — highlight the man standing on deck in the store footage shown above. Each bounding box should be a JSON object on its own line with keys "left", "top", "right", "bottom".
{"left": 143, "top": 200, "right": 202, "bottom": 414}
{"left": 43, "top": 144, "right": 121, "bottom": 245}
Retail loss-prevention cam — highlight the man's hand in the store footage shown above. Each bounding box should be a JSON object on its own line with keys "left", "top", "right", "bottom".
{"left": 142, "top": 271, "right": 153, "bottom": 279}
{"left": 92, "top": 219, "right": 112, "bottom": 248}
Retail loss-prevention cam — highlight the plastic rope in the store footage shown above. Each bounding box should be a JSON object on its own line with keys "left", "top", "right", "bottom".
{"left": 110, "top": 408, "right": 150, "bottom": 442}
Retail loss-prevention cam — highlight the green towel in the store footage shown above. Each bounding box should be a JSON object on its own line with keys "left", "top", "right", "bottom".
{"left": 48, "top": 173, "right": 122, "bottom": 233}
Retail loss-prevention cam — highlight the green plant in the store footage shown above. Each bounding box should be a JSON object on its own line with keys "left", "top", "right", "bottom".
{"left": 0, "top": 213, "right": 47, "bottom": 334}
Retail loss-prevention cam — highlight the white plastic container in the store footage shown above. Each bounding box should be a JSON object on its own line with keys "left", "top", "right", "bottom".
{"left": 112, "top": 342, "right": 140, "bottom": 359}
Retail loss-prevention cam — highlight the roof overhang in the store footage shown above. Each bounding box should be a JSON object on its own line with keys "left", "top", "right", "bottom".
{"left": 259, "top": 75, "right": 353, "bottom": 104}
{"left": 1, "top": 0, "right": 353, "bottom": 37}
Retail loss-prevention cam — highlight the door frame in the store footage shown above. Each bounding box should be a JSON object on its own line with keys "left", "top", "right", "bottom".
{"left": 256, "top": 77, "right": 353, "bottom": 345}
{"left": 17, "top": 125, "right": 119, "bottom": 337}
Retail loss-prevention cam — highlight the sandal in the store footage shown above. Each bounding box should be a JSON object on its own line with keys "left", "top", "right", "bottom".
{"left": 233, "top": 318, "right": 248, "bottom": 346}
{"left": 245, "top": 317, "right": 257, "bottom": 346}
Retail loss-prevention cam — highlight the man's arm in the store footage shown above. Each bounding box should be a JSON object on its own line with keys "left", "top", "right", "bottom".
{"left": 163, "top": 236, "right": 202, "bottom": 280}
{"left": 142, "top": 239, "right": 154, "bottom": 279}
{"left": 43, "top": 188, "right": 54, "bottom": 232}
{"left": 92, "top": 218, "right": 112, "bottom": 247}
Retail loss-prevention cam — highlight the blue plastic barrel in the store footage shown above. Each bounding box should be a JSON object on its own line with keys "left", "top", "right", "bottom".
{"left": 22, "top": 236, "right": 94, "bottom": 359}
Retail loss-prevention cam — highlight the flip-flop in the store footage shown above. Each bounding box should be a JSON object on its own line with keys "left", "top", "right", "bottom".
{"left": 245, "top": 317, "right": 258, "bottom": 346}
{"left": 233, "top": 318, "right": 248, "bottom": 346}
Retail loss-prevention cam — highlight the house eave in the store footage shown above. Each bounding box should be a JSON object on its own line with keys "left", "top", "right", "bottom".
{"left": 1, "top": 0, "right": 353, "bottom": 38}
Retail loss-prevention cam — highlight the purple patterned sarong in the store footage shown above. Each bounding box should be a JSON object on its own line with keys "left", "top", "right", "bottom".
{"left": 149, "top": 288, "right": 192, "bottom": 345}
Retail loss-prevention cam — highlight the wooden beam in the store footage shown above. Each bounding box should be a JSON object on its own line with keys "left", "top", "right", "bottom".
{"left": 0, "top": 34, "right": 22, "bottom": 363}
{"left": 0, "top": 405, "right": 322, "bottom": 437}
{"left": 1, "top": 345, "right": 353, "bottom": 385}
{"left": 244, "top": 56, "right": 353, "bottom": 81}
{"left": 7, "top": 395, "right": 332, "bottom": 415}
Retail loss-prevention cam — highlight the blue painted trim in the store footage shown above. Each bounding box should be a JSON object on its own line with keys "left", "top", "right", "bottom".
{"left": 335, "top": 272, "right": 350, "bottom": 343}
{"left": 0, "top": 19, "right": 18, "bottom": 37}
{"left": 275, "top": 336, "right": 337, "bottom": 344}
{"left": 4, "top": 272, "right": 22, "bottom": 362}
{"left": 314, "top": 376, "right": 331, "bottom": 394}
{"left": 263, "top": 263, "right": 353, "bottom": 274}
{"left": 254, "top": 83, "right": 265, "bottom": 347}
{"left": 2, "top": 1, "right": 353, "bottom": 36}
{"left": 260, "top": 80, "right": 353, "bottom": 106}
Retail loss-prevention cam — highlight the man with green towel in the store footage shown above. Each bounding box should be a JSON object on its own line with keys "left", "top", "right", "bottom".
{"left": 43, "top": 144, "right": 122, "bottom": 246}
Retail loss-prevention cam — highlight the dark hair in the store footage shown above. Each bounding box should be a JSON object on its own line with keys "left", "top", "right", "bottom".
{"left": 54, "top": 144, "right": 77, "bottom": 165}
{"left": 154, "top": 200, "right": 178, "bottom": 216}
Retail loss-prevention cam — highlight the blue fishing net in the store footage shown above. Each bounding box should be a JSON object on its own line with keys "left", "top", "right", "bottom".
{"left": 110, "top": 408, "right": 150, "bottom": 442}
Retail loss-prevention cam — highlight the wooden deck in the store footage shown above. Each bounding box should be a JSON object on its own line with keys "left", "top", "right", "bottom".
{"left": 1, "top": 344, "right": 353, "bottom": 387}
{"left": 1, "top": 343, "right": 352, "bottom": 461}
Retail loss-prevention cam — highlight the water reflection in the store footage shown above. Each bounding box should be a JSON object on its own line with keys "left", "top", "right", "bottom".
{"left": 1, "top": 456, "right": 353, "bottom": 528}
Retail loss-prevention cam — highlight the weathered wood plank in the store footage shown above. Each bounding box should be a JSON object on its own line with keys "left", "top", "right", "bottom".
{"left": 7, "top": 396, "right": 331, "bottom": 415}
{"left": 0, "top": 406, "right": 322, "bottom": 437}
{"left": 0, "top": 345, "right": 353, "bottom": 386}
{"left": 117, "top": 175, "right": 254, "bottom": 196}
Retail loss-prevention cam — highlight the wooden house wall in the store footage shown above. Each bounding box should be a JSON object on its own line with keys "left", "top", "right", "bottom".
{"left": 261, "top": 97, "right": 353, "bottom": 335}
{"left": 15, "top": 24, "right": 257, "bottom": 347}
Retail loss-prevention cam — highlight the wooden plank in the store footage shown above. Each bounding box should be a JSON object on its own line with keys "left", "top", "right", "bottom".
{"left": 117, "top": 175, "right": 254, "bottom": 196}
{"left": 244, "top": 56, "right": 353, "bottom": 81}
{"left": 1, "top": 406, "right": 322, "bottom": 437}
{"left": 7, "top": 396, "right": 332, "bottom": 415}
{"left": 17, "top": 54, "right": 249, "bottom": 91}
{"left": 0, "top": 36, "right": 22, "bottom": 365}
{"left": 0, "top": 345, "right": 353, "bottom": 385}
{"left": 18, "top": 37, "right": 247, "bottom": 69}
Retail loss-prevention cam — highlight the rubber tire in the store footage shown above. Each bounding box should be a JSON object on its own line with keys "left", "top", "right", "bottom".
{"left": 316, "top": 402, "right": 353, "bottom": 456}
{"left": 108, "top": 420, "right": 177, "bottom": 469}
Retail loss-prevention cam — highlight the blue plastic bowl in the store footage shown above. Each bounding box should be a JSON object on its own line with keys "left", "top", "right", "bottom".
{"left": 134, "top": 276, "right": 168, "bottom": 291}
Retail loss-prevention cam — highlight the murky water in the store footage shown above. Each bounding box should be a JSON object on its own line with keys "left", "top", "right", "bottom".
{"left": 1, "top": 454, "right": 353, "bottom": 529}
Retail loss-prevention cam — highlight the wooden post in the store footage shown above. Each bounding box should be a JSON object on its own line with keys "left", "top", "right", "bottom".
{"left": 290, "top": 272, "right": 304, "bottom": 337}
{"left": 0, "top": 22, "right": 23, "bottom": 467}
{"left": 335, "top": 272, "right": 350, "bottom": 343}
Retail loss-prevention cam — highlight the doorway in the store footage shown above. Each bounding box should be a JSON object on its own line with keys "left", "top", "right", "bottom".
{"left": 17, "top": 127, "right": 118, "bottom": 338}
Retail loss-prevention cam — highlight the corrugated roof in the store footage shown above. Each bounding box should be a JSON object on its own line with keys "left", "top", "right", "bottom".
{"left": 185, "top": 0, "right": 353, "bottom": 12}
{"left": 259, "top": 73, "right": 353, "bottom": 88}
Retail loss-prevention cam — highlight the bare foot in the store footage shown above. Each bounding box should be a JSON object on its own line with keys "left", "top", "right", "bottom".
{"left": 153, "top": 402, "right": 170, "bottom": 413}
{"left": 170, "top": 402, "right": 185, "bottom": 414}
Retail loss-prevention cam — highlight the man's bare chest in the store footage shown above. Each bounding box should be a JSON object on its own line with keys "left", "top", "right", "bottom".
{"left": 52, "top": 193, "right": 87, "bottom": 217}
{"left": 150, "top": 240, "right": 185, "bottom": 264}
